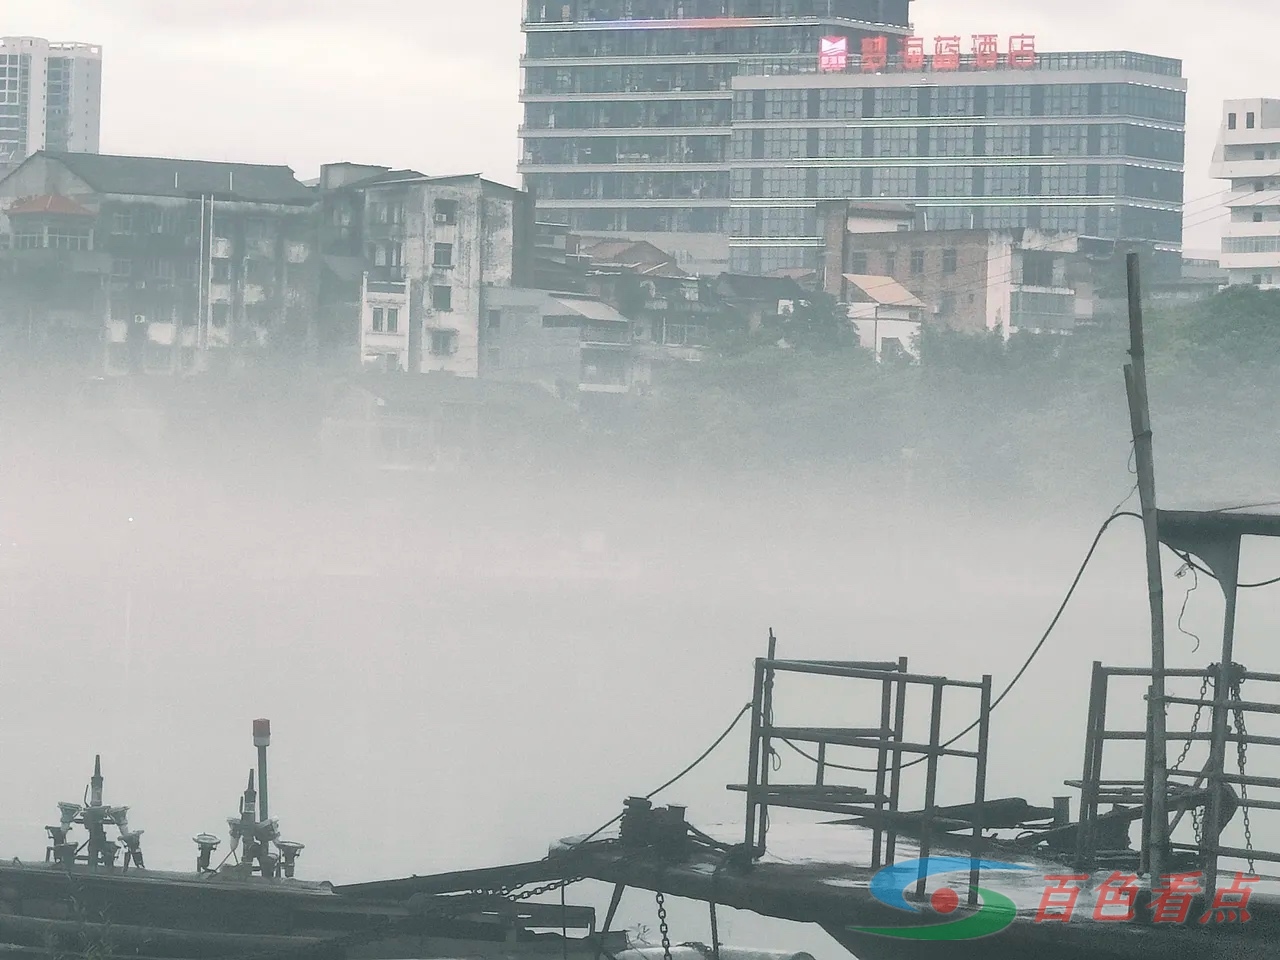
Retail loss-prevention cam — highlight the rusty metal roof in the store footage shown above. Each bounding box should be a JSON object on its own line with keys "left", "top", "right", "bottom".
{"left": 6, "top": 193, "right": 94, "bottom": 216}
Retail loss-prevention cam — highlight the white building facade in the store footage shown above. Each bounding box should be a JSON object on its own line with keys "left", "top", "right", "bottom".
{"left": 0, "top": 37, "right": 102, "bottom": 166}
{"left": 1212, "top": 98, "right": 1280, "bottom": 288}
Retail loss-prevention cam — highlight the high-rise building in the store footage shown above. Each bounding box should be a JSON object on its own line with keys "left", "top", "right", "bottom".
{"left": 729, "top": 44, "right": 1187, "bottom": 277}
{"left": 519, "top": 1, "right": 913, "bottom": 275}
{"left": 0, "top": 36, "right": 102, "bottom": 166}
{"left": 1212, "top": 99, "right": 1280, "bottom": 289}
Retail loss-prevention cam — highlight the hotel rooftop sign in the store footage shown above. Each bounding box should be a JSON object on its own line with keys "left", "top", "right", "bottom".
{"left": 819, "top": 34, "right": 1038, "bottom": 73}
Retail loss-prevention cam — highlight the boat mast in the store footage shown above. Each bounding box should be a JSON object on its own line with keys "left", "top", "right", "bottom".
{"left": 1123, "top": 252, "right": 1168, "bottom": 881}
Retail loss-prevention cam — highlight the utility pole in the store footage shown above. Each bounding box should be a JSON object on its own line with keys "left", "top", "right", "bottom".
{"left": 1123, "top": 252, "right": 1167, "bottom": 882}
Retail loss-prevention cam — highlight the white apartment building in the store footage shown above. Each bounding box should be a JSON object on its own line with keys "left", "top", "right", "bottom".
{"left": 1212, "top": 98, "right": 1280, "bottom": 288}
{"left": 0, "top": 36, "right": 102, "bottom": 166}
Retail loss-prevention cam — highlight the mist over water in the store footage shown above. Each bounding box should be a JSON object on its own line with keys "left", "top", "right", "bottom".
{"left": 2, "top": 365, "right": 1280, "bottom": 960}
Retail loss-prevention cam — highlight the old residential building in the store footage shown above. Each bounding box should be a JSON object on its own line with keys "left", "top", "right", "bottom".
{"left": 843, "top": 273, "right": 924, "bottom": 362}
{"left": 482, "top": 287, "right": 642, "bottom": 397}
{"left": 1212, "top": 99, "right": 1280, "bottom": 289}
{"left": 827, "top": 228, "right": 1096, "bottom": 336}
{"left": 317, "top": 165, "right": 536, "bottom": 376}
{"left": 0, "top": 151, "right": 318, "bottom": 373}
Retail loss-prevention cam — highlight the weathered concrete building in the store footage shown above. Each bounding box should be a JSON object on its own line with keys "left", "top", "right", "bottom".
{"left": 482, "top": 287, "right": 642, "bottom": 397}
{"left": 824, "top": 227, "right": 1097, "bottom": 337}
{"left": 317, "top": 165, "right": 536, "bottom": 377}
{"left": 842, "top": 273, "right": 924, "bottom": 362}
{"left": 0, "top": 150, "right": 318, "bottom": 373}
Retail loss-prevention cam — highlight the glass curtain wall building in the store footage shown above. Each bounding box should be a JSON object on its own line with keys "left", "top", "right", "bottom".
{"left": 519, "top": 1, "right": 912, "bottom": 271}
{"left": 729, "top": 48, "right": 1187, "bottom": 275}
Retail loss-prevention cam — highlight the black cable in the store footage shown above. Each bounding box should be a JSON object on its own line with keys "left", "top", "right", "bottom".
{"left": 1168, "top": 548, "right": 1280, "bottom": 589}
{"left": 1174, "top": 561, "right": 1202, "bottom": 654}
{"left": 783, "top": 509, "right": 1144, "bottom": 774}
{"left": 566, "top": 701, "right": 754, "bottom": 848}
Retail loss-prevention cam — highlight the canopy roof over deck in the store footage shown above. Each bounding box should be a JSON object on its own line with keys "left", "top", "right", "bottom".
{"left": 1156, "top": 501, "right": 1280, "bottom": 596}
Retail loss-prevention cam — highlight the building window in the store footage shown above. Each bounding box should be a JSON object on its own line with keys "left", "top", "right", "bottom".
{"left": 112, "top": 211, "right": 133, "bottom": 234}
{"left": 1257, "top": 149, "right": 1267, "bottom": 160}
{"left": 1229, "top": 113, "right": 1237, "bottom": 130}
{"left": 45, "top": 229, "right": 90, "bottom": 251}
{"left": 212, "top": 259, "right": 231, "bottom": 282}
{"left": 111, "top": 258, "right": 132, "bottom": 278}
{"left": 942, "top": 248, "right": 957, "bottom": 274}
{"left": 430, "top": 329, "right": 458, "bottom": 355}
{"left": 910, "top": 250, "right": 925, "bottom": 274}
{"left": 884, "top": 252, "right": 896, "bottom": 276}
{"left": 431, "top": 285, "right": 452, "bottom": 311}
{"left": 211, "top": 303, "right": 230, "bottom": 328}
{"left": 940, "top": 292, "right": 955, "bottom": 315}
{"left": 386, "top": 307, "right": 399, "bottom": 333}
{"left": 372, "top": 307, "right": 384, "bottom": 332}
{"left": 487, "top": 309, "right": 501, "bottom": 330}
{"left": 434, "top": 199, "right": 458, "bottom": 225}
{"left": 848, "top": 252, "right": 868, "bottom": 274}
{"left": 1256, "top": 182, "right": 1265, "bottom": 192}
{"left": 1253, "top": 274, "right": 1263, "bottom": 285}
{"left": 1022, "top": 251, "right": 1057, "bottom": 287}
{"left": 1248, "top": 112, "right": 1256, "bottom": 129}
{"left": 433, "top": 242, "right": 453, "bottom": 268}
{"left": 487, "top": 346, "right": 501, "bottom": 369}
{"left": 1255, "top": 211, "right": 1265, "bottom": 223}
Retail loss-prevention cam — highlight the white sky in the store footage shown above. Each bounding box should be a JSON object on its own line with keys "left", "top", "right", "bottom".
{"left": 4, "top": 0, "right": 1272, "bottom": 251}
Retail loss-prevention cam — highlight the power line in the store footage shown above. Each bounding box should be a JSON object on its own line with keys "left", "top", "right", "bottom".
{"left": 782, "top": 508, "right": 1144, "bottom": 774}
{"left": 565, "top": 700, "right": 753, "bottom": 848}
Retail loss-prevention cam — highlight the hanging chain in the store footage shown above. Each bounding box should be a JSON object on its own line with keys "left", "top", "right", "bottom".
{"left": 656, "top": 892, "right": 673, "bottom": 960}
{"left": 1172, "top": 672, "right": 1210, "bottom": 773}
{"left": 1173, "top": 671, "right": 1211, "bottom": 844}
{"left": 472, "top": 876, "right": 586, "bottom": 901}
{"left": 1230, "top": 672, "right": 1255, "bottom": 874}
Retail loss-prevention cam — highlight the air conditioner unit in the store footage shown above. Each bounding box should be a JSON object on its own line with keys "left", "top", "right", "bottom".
{"left": 133, "top": 314, "right": 146, "bottom": 324}
{"left": 434, "top": 213, "right": 450, "bottom": 224}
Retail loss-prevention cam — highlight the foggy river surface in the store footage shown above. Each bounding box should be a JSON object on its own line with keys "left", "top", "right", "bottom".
{"left": 4, "top": 467, "right": 1280, "bottom": 960}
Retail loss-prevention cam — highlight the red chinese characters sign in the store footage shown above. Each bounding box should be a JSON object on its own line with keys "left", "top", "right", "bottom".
{"left": 843, "top": 32, "right": 1038, "bottom": 71}
{"left": 1032, "top": 872, "right": 1260, "bottom": 925}
{"left": 818, "top": 36, "right": 848, "bottom": 73}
